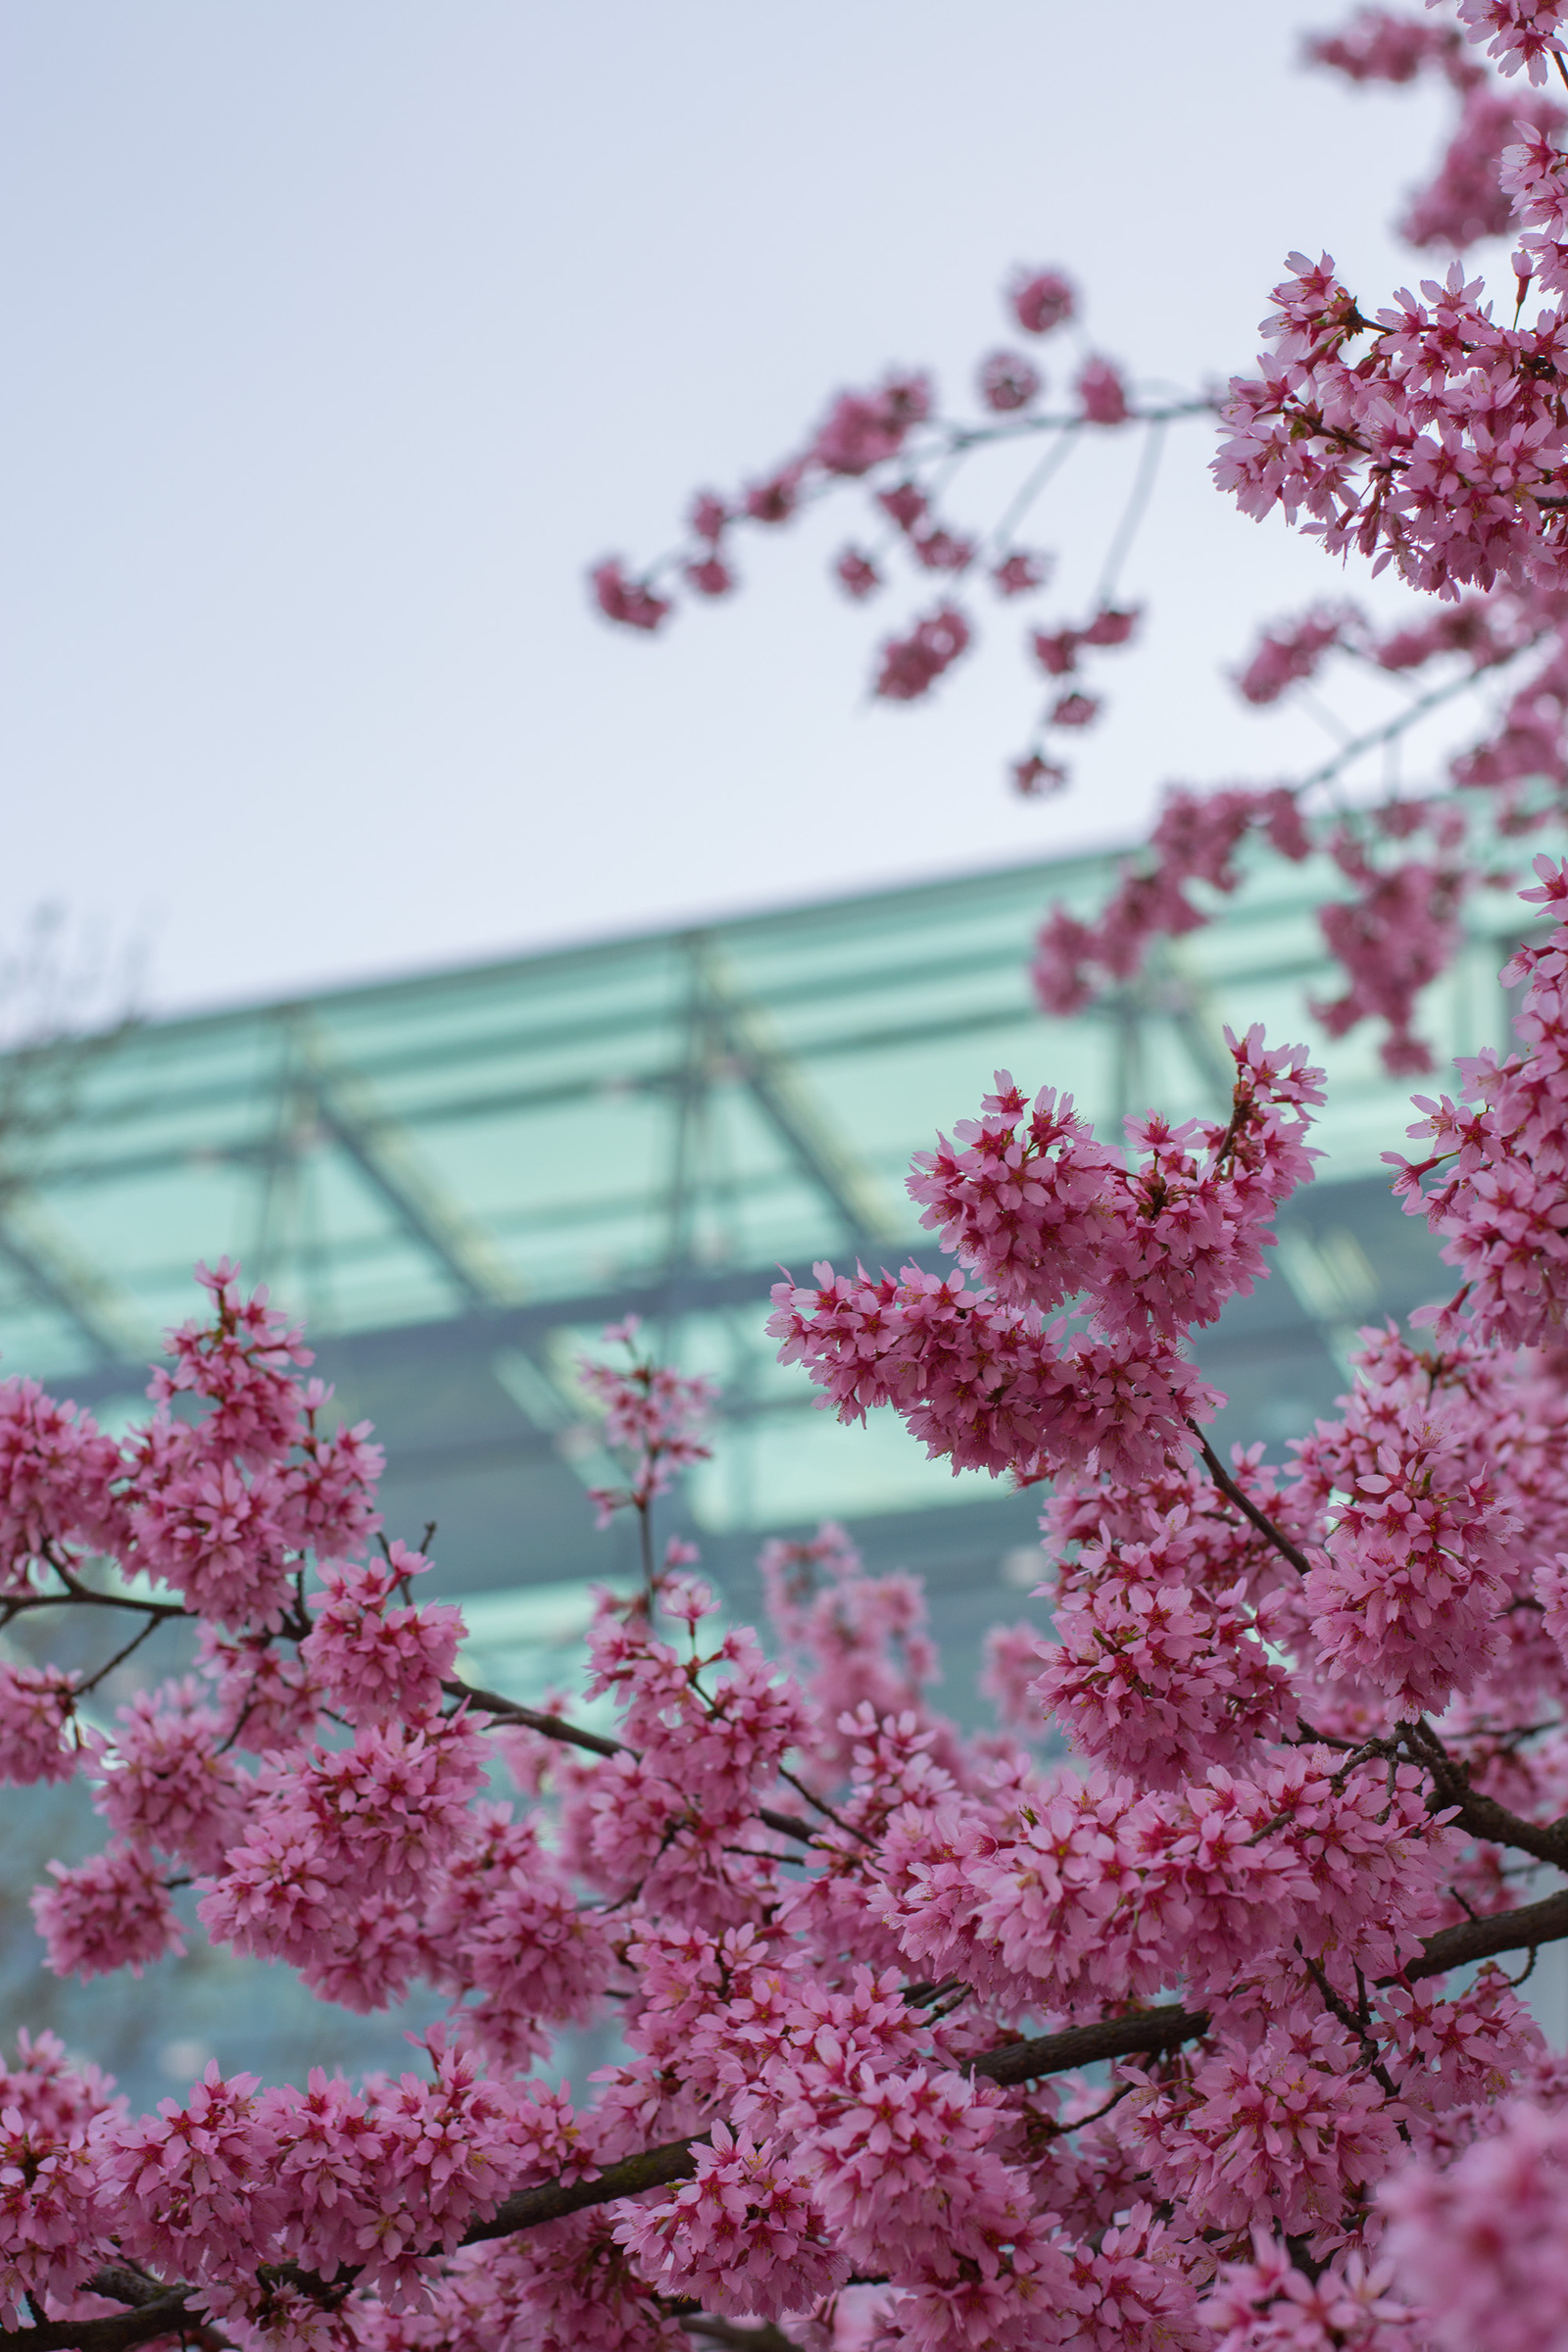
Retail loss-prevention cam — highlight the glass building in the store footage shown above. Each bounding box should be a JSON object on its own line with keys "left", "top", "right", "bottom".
{"left": 0, "top": 831, "right": 1529, "bottom": 1710}
{"left": 4, "top": 831, "right": 1561, "bottom": 2089}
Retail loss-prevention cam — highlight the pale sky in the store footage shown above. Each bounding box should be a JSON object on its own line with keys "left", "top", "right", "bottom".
{"left": 1, "top": 3, "right": 1469, "bottom": 1014}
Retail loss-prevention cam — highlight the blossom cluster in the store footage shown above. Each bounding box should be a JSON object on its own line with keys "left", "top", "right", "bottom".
{"left": 593, "top": 0, "right": 1568, "bottom": 1074}
{"left": 16, "top": 4, "right": 1568, "bottom": 2346}
{"left": 576, "top": 1315, "right": 715, "bottom": 1530}
{"left": 769, "top": 1023, "right": 1320, "bottom": 1487}
{"left": 1396, "top": 850, "right": 1568, "bottom": 1338}
{"left": 588, "top": 253, "right": 1159, "bottom": 798}
{"left": 6, "top": 861, "right": 1568, "bottom": 2348}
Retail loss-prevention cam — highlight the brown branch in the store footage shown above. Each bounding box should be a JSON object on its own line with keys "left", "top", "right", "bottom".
{"left": 0, "top": 2286, "right": 201, "bottom": 2352}
{"left": 962, "top": 1886, "right": 1568, "bottom": 2084}
{"left": 969, "top": 2002, "right": 1206, "bottom": 2085}
{"left": 1438, "top": 1785, "right": 1568, "bottom": 1871}
{"left": 4, "top": 1585, "right": 190, "bottom": 1624}
{"left": 1406, "top": 1886, "right": 1568, "bottom": 1982}
{"left": 1188, "top": 1426, "right": 1315, "bottom": 1579}
{"left": 680, "top": 2321, "right": 803, "bottom": 2351}
{"left": 1403, "top": 1717, "right": 1568, "bottom": 1872}
{"left": 16, "top": 1887, "right": 1568, "bottom": 2352}
{"left": 443, "top": 1679, "right": 622, "bottom": 1758}
{"left": 461, "top": 2132, "right": 710, "bottom": 2244}
{"left": 444, "top": 1679, "right": 816, "bottom": 1846}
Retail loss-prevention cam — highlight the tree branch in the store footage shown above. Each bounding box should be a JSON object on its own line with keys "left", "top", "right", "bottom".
{"left": 0, "top": 2286, "right": 202, "bottom": 2352}
{"left": 1188, "top": 1426, "right": 1316, "bottom": 1580}
{"left": 969, "top": 2002, "right": 1207, "bottom": 2085}
{"left": 962, "top": 1886, "right": 1568, "bottom": 2085}
{"left": 1406, "top": 1886, "right": 1568, "bottom": 1981}
{"left": 680, "top": 2320, "right": 803, "bottom": 2351}
{"left": 17, "top": 1888, "right": 1568, "bottom": 2352}
{"left": 443, "top": 1679, "right": 816, "bottom": 1846}
{"left": 443, "top": 1679, "right": 621, "bottom": 1758}
{"left": 462, "top": 2132, "right": 710, "bottom": 2244}
{"left": 1403, "top": 1717, "right": 1568, "bottom": 1872}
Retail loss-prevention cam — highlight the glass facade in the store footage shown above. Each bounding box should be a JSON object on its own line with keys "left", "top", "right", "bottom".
{"left": 0, "top": 835, "right": 1526, "bottom": 1670}
{"left": 3, "top": 832, "right": 1556, "bottom": 2095}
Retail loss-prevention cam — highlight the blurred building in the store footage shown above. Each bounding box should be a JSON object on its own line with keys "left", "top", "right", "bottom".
{"left": 1, "top": 830, "right": 1550, "bottom": 2094}
{"left": 0, "top": 833, "right": 1522, "bottom": 1707}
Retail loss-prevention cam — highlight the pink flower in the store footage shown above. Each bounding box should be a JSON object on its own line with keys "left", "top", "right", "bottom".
{"left": 97, "top": 2064, "right": 283, "bottom": 2282}
{"left": 1303, "top": 1428, "right": 1512, "bottom": 1711}
{"left": 1076, "top": 356, "right": 1130, "bottom": 424}
{"left": 1051, "top": 689, "right": 1101, "bottom": 727}
{"left": 589, "top": 559, "right": 671, "bottom": 632}
{"left": 1031, "top": 624, "right": 1079, "bottom": 675}
{"left": 1383, "top": 2098, "right": 1568, "bottom": 2350}
{"left": 93, "top": 1677, "right": 249, "bottom": 1869}
{"left": 0, "top": 1380, "right": 122, "bottom": 1589}
{"left": 1028, "top": 785, "right": 1312, "bottom": 1016}
{"left": 1306, "top": 10, "right": 1471, "bottom": 85}
{"left": 743, "top": 466, "right": 807, "bottom": 524}
{"left": 196, "top": 1623, "right": 325, "bottom": 1752}
{"left": 685, "top": 555, "right": 734, "bottom": 597}
{"left": 1010, "top": 752, "right": 1068, "bottom": 796}
{"left": 1009, "top": 268, "right": 1076, "bottom": 334}
{"left": 811, "top": 374, "right": 932, "bottom": 476}
{"left": 833, "top": 546, "right": 882, "bottom": 600}
{"left": 1036, "top": 1544, "right": 1297, "bottom": 1785}
{"left": 0, "top": 2030, "right": 121, "bottom": 2140}
{"left": 31, "top": 1844, "right": 186, "bottom": 1980}
{"left": 0, "top": 2101, "right": 108, "bottom": 2311}
{"left": 909, "top": 525, "right": 975, "bottom": 574}
{"left": 301, "top": 1544, "right": 465, "bottom": 1726}
{"left": 1080, "top": 605, "right": 1139, "bottom": 647}
{"left": 877, "top": 480, "right": 928, "bottom": 533}
{"left": 152, "top": 1259, "right": 312, "bottom": 1463}
{"left": 578, "top": 1331, "right": 715, "bottom": 1521}
{"left": 991, "top": 550, "right": 1051, "bottom": 597}
{"left": 1236, "top": 605, "right": 1351, "bottom": 704}
{"left": 979, "top": 1620, "right": 1053, "bottom": 1732}
{"left": 872, "top": 606, "right": 972, "bottom": 702}
{"left": 977, "top": 350, "right": 1042, "bottom": 412}
{"left": 1451, "top": 0, "right": 1568, "bottom": 84}
{"left": 0, "top": 1662, "right": 79, "bottom": 1785}
{"left": 206, "top": 1709, "right": 488, "bottom": 1953}
{"left": 688, "top": 491, "right": 728, "bottom": 543}
{"left": 127, "top": 1425, "right": 293, "bottom": 1628}
{"left": 616, "top": 2125, "right": 846, "bottom": 2319}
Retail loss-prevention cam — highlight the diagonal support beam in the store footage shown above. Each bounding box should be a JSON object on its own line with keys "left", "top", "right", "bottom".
{"left": 692, "top": 944, "right": 900, "bottom": 1253}
{"left": 0, "top": 1200, "right": 146, "bottom": 1365}
{"left": 290, "top": 1018, "right": 521, "bottom": 1311}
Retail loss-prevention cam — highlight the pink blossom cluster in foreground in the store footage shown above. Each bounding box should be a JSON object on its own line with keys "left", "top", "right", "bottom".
{"left": 9, "top": 868, "right": 1568, "bottom": 2349}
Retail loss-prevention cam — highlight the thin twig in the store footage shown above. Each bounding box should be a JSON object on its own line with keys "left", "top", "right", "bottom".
{"left": 442, "top": 1677, "right": 818, "bottom": 1847}
{"left": 1290, "top": 650, "right": 1539, "bottom": 799}
{"left": 16, "top": 1886, "right": 1568, "bottom": 2352}
{"left": 1188, "top": 1425, "right": 1315, "bottom": 1579}
{"left": 78, "top": 1612, "right": 164, "bottom": 1695}
{"left": 1094, "top": 416, "right": 1167, "bottom": 607}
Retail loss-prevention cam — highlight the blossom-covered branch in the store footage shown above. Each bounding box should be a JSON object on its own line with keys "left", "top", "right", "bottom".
{"left": 595, "top": 5, "right": 1568, "bottom": 1075}
{"left": 18, "top": 9, "right": 1568, "bottom": 2347}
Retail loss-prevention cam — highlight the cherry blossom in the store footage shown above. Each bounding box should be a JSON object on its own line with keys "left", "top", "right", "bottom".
{"left": 16, "top": 9, "right": 1568, "bottom": 2347}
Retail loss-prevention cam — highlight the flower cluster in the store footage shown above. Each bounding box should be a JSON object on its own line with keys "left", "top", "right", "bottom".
{"left": 1395, "top": 853, "right": 1568, "bottom": 1339}
{"left": 578, "top": 1316, "right": 715, "bottom": 1527}
{"left": 768, "top": 1025, "right": 1320, "bottom": 1493}
{"left": 6, "top": 872, "right": 1568, "bottom": 2348}
{"left": 592, "top": 0, "right": 1568, "bottom": 1062}
{"left": 586, "top": 255, "right": 1165, "bottom": 790}
{"left": 17, "top": 4, "right": 1568, "bottom": 2343}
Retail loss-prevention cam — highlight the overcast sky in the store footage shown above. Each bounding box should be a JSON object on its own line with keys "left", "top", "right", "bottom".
{"left": 0, "top": 4, "right": 1469, "bottom": 1014}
